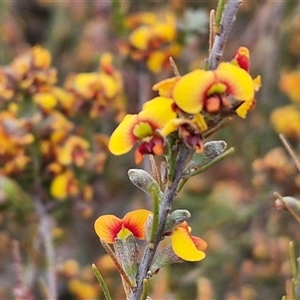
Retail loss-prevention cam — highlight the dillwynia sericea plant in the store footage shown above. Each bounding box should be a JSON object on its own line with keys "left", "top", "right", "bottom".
{"left": 93, "top": 1, "right": 261, "bottom": 299}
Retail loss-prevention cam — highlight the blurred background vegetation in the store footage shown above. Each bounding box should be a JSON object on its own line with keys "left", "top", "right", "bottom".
{"left": 0, "top": 0, "right": 300, "bottom": 299}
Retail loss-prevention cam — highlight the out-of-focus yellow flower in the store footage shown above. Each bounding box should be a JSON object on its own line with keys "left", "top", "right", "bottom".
{"left": 279, "top": 70, "right": 300, "bottom": 103}
{"left": 108, "top": 96, "right": 176, "bottom": 164}
{"left": 32, "top": 45, "right": 52, "bottom": 69}
{"left": 68, "top": 279, "right": 100, "bottom": 300}
{"left": 125, "top": 12, "right": 157, "bottom": 28}
{"left": 44, "top": 111, "right": 74, "bottom": 143}
{"left": 0, "top": 70, "right": 15, "bottom": 101}
{"left": 10, "top": 45, "right": 57, "bottom": 90}
{"left": 0, "top": 111, "right": 34, "bottom": 175}
{"left": 62, "top": 259, "right": 80, "bottom": 278}
{"left": 270, "top": 105, "right": 300, "bottom": 138}
{"left": 147, "top": 43, "right": 182, "bottom": 73}
{"left": 50, "top": 170, "right": 79, "bottom": 200}
{"left": 94, "top": 209, "right": 152, "bottom": 243}
{"left": 122, "top": 12, "right": 181, "bottom": 73}
{"left": 57, "top": 135, "right": 90, "bottom": 167}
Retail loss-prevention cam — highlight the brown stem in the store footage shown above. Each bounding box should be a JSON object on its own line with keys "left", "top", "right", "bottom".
{"left": 279, "top": 134, "right": 300, "bottom": 173}
{"left": 208, "top": 0, "right": 243, "bottom": 69}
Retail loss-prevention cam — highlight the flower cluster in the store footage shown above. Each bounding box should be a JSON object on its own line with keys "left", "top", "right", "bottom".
{"left": 120, "top": 12, "right": 182, "bottom": 73}
{"left": 109, "top": 47, "right": 261, "bottom": 164}
{"left": 271, "top": 70, "right": 300, "bottom": 139}
{"left": 0, "top": 46, "right": 125, "bottom": 201}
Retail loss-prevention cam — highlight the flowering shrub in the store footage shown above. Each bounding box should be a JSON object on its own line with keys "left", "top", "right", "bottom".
{"left": 92, "top": 1, "right": 262, "bottom": 299}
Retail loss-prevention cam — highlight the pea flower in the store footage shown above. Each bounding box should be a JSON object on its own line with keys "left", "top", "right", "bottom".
{"left": 172, "top": 62, "right": 255, "bottom": 117}
{"left": 154, "top": 47, "right": 260, "bottom": 119}
{"left": 94, "top": 209, "right": 152, "bottom": 243}
{"left": 149, "top": 220, "right": 207, "bottom": 275}
{"left": 270, "top": 105, "right": 300, "bottom": 138}
{"left": 121, "top": 12, "right": 181, "bottom": 73}
{"left": 171, "top": 221, "right": 207, "bottom": 261}
{"left": 108, "top": 96, "right": 177, "bottom": 164}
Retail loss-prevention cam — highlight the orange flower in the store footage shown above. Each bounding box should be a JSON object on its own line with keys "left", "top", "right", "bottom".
{"left": 108, "top": 96, "right": 176, "bottom": 163}
{"left": 94, "top": 209, "right": 152, "bottom": 243}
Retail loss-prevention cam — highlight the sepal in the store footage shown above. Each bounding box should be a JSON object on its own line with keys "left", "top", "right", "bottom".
{"left": 128, "top": 169, "right": 163, "bottom": 199}
{"left": 115, "top": 233, "right": 139, "bottom": 287}
{"left": 148, "top": 245, "right": 183, "bottom": 276}
{"left": 186, "top": 140, "right": 227, "bottom": 171}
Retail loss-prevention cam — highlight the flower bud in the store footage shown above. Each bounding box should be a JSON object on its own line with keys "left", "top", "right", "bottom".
{"left": 128, "top": 169, "right": 163, "bottom": 198}
{"left": 163, "top": 209, "right": 191, "bottom": 235}
{"left": 186, "top": 140, "right": 227, "bottom": 171}
{"left": 275, "top": 196, "right": 300, "bottom": 212}
{"left": 203, "top": 140, "right": 227, "bottom": 159}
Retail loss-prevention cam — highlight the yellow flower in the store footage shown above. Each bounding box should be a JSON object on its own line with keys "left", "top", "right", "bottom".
{"left": 50, "top": 170, "right": 79, "bottom": 200}
{"left": 279, "top": 70, "right": 300, "bottom": 103}
{"left": 171, "top": 221, "right": 207, "bottom": 261}
{"left": 108, "top": 96, "right": 176, "bottom": 163}
{"left": 147, "top": 43, "right": 182, "bottom": 73}
{"left": 270, "top": 105, "right": 300, "bottom": 138}
{"left": 123, "top": 12, "right": 181, "bottom": 73}
{"left": 57, "top": 135, "right": 90, "bottom": 167}
{"left": 68, "top": 279, "right": 99, "bottom": 300}
{"left": 173, "top": 62, "right": 255, "bottom": 116}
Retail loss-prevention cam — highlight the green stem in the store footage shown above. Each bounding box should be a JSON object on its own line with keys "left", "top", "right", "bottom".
{"left": 166, "top": 135, "right": 178, "bottom": 183}
{"left": 289, "top": 241, "right": 297, "bottom": 279}
{"left": 149, "top": 185, "right": 160, "bottom": 248}
{"left": 112, "top": 0, "right": 125, "bottom": 34}
{"left": 215, "top": 0, "right": 226, "bottom": 34}
{"left": 140, "top": 279, "right": 149, "bottom": 300}
{"left": 92, "top": 264, "right": 112, "bottom": 300}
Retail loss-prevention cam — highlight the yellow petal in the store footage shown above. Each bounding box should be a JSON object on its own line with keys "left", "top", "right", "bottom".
{"left": 147, "top": 51, "right": 166, "bottom": 73}
{"left": 235, "top": 99, "right": 255, "bottom": 119}
{"left": 216, "top": 62, "right": 254, "bottom": 101}
{"left": 171, "top": 224, "right": 206, "bottom": 261}
{"left": 99, "top": 73, "right": 118, "bottom": 98}
{"left": 108, "top": 114, "right": 138, "bottom": 155}
{"left": 123, "top": 209, "right": 152, "bottom": 240}
{"left": 129, "top": 26, "right": 151, "bottom": 50}
{"left": 50, "top": 173, "right": 69, "bottom": 200}
{"left": 141, "top": 97, "right": 177, "bottom": 129}
{"left": 173, "top": 70, "right": 215, "bottom": 114}
{"left": 94, "top": 214, "right": 122, "bottom": 243}
{"left": 153, "top": 76, "right": 180, "bottom": 98}
{"left": 32, "top": 45, "right": 52, "bottom": 69}
{"left": 33, "top": 92, "right": 57, "bottom": 110}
